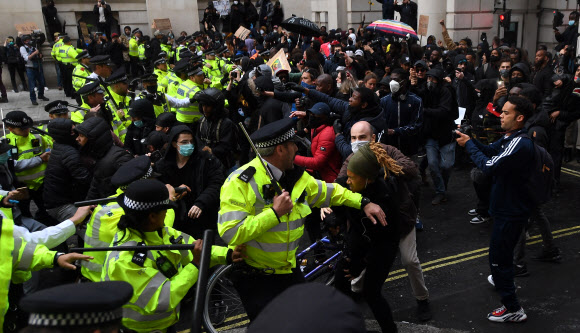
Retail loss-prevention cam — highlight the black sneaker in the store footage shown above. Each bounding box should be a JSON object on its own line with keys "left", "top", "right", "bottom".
{"left": 39, "top": 96, "right": 50, "bottom": 101}
{"left": 468, "top": 208, "right": 478, "bottom": 216}
{"left": 532, "top": 248, "right": 561, "bottom": 262}
{"left": 0, "top": 97, "right": 8, "bottom": 103}
{"left": 31, "top": 101, "right": 38, "bottom": 106}
{"left": 431, "top": 193, "right": 447, "bottom": 205}
{"left": 514, "top": 264, "right": 530, "bottom": 277}
{"left": 416, "top": 299, "right": 432, "bottom": 321}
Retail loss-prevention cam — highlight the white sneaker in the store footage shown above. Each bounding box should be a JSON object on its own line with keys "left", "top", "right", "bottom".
{"left": 470, "top": 215, "right": 491, "bottom": 224}
{"left": 468, "top": 209, "right": 478, "bottom": 216}
{"left": 487, "top": 305, "right": 527, "bottom": 322}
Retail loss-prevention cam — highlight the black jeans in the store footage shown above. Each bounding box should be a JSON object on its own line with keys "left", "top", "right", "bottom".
{"left": 489, "top": 216, "right": 526, "bottom": 311}
{"left": 231, "top": 264, "right": 305, "bottom": 322}
{"left": 335, "top": 238, "right": 399, "bottom": 333}
{"left": 7, "top": 63, "right": 27, "bottom": 91}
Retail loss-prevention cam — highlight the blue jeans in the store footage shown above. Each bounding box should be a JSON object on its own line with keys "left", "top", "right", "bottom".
{"left": 490, "top": 216, "right": 526, "bottom": 311}
{"left": 26, "top": 65, "right": 46, "bottom": 102}
{"left": 425, "top": 138, "right": 456, "bottom": 194}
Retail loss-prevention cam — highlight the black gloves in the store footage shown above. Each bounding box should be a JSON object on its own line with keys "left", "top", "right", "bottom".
{"left": 333, "top": 119, "right": 343, "bottom": 136}
{"left": 286, "top": 82, "right": 307, "bottom": 93}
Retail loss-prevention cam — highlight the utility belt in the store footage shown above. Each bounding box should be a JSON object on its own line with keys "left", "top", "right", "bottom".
{"left": 231, "top": 261, "right": 276, "bottom": 276}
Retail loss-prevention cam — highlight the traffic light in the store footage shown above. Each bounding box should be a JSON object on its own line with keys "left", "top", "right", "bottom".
{"left": 499, "top": 10, "right": 511, "bottom": 29}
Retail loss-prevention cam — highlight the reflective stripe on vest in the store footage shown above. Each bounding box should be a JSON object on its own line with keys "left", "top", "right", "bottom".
{"left": 176, "top": 82, "right": 202, "bottom": 123}
{"left": 16, "top": 241, "right": 36, "bottom": 270}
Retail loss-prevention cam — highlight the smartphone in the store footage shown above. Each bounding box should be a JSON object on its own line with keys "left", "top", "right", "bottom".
{"left": 498, "top": 80, "right": 504, "bottom": 88}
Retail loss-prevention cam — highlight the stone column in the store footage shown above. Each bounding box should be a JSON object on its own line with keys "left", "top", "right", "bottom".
{"left": 146, "top": 0, "right": 200, "bottom": 35}
{"left": 0, "top": 0, "right": 44, "bottom": 38}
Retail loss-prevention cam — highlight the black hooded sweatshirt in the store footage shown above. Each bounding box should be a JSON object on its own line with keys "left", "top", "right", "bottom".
{"left": 76, "top": 117, "right": 133, "bottom": 200}
{"left": 43, "top": 119, "right": 92, "bottom": 208}
{"left": 154, "top": 125, "right": 225, "bottom": 238}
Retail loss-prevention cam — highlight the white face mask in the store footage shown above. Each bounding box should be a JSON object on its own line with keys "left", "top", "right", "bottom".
{"left": 351, "top": 140, "right": 369, "bottom": 154}
{"left": 389, "top": 80, "right": 400, "bottom": 94}
{"left": 260, "top": 29, "right": 265, "bottom": 35}
{"left": 336, "top": 82, "right": 342, "bottom": 88}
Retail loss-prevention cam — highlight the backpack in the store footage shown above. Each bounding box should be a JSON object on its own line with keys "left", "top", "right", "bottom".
{"left": 518, "top": 133, "right": 554, "bottom": 205}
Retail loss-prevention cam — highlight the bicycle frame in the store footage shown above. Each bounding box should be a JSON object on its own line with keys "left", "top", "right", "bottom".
{"left": 296, "top": 236, "right": 342, "bottom": 280}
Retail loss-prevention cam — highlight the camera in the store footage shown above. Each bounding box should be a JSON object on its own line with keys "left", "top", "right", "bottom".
{"left": 29, "top": 29, "right": 45, "bottom": 48}
{"left": 298, "top": 95, "right": 312, "bottom": 110}
{"left": 451, "top": 122, "right": 472, "bottom": 139}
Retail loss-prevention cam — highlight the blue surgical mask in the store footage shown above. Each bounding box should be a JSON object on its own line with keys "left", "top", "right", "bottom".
{"left": 569, "top": 20, "right": 576, "bottom": 26}
{"left": 179, "top": 143, "right": 194, "bottom": 156}
{"left": 0, "top": 153, "right": 9, "bottom": 165}
{"left": 133, "top": 120, "right": 144, "bottom": 128}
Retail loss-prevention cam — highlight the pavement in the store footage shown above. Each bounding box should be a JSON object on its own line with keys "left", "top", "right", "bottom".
{"left": 175, "top": 158, "right": 580, "bottom": 333}
{"left": 0, "top": 88, "right": 64, "bottom": 124}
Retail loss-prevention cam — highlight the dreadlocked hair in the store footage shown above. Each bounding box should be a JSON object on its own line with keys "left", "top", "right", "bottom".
{"left": 368, "top": 142, "right": 404, "bottom": 178}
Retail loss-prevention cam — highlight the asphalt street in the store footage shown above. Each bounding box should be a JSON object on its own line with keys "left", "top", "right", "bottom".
{"left": 177, "top": 159, "right": 580, "bottom": 333}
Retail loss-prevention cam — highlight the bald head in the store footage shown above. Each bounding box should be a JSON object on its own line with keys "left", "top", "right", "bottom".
{"left": 316, "top": 74, "right": 335, "bottom": 94}
{"left": 350, "top": 121, "right": 375, "bottom": 143}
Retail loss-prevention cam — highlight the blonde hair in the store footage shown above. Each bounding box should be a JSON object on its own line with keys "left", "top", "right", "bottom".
{"left": 368, "top": 142, "right": 404, "bottom": 178}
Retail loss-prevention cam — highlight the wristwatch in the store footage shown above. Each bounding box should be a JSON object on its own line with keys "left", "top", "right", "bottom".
{"left": 53, "top": 252, "right": 65, "bottom": 267}
{"left": 360, "top": 197, "right": 371, "bottom": 209}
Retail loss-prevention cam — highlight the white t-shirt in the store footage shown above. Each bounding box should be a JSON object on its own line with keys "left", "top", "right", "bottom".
{"left": 99, "top": 6, "right": 106, "bottom": 23}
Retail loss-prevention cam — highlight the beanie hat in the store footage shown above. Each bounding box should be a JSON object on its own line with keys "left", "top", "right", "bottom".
{"left": 347, "top": 143, "right": 380, "bottom": 180}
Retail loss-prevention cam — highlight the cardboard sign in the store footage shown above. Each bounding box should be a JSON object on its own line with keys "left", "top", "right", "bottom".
{"left": 14, "top": 22, "right": 40, "bottom": 35}
{"left": 153, "top": 18, "right": 172, "bottom": 31}
{"left": 235, "top": 26, "right": 251, "bottom": 40}
{"left": 213, "top": 0, "right": 230, "bottom": 16}
{"left": 418, "top": 15, "right": 429, "bottom": 36}
{"left": 267, "top": 49, "right": 291, "bottom": 74}
{"left": 79, "top": 22, "right": 90, "bottom": 39}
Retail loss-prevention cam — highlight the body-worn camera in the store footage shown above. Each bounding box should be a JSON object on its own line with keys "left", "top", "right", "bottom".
{"left": 452, "top": 123, "right": 473, "bottom": 139}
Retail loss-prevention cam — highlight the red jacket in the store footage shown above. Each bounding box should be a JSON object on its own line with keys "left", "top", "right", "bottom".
{"left": 294, "top": 124, "right": 342, "bottom": 183}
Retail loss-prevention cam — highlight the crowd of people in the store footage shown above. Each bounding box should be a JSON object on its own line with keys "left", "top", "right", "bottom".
{"left": 1, "top": 1, "right": 580, "bottom": 332}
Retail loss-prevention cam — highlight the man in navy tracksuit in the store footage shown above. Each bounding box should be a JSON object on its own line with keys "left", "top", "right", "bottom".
{"left": 455, "top": 96, "right": 534, "bottom": 323}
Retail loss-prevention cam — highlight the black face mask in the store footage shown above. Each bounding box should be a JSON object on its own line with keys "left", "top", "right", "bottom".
{"left": 510, "top": 77, "right": 525, "bottom": 86}
{"left": 308, "top": 116, "right": 324, "bottom": 128}
{"left": 489, "top": 55, "right": 500, "bottom": 63}
{"left": 146, "top": 85, "right": 158, "bottom": 94}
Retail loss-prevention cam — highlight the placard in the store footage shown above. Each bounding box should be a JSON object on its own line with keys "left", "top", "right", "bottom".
{"left": 79, "top": 22, "right": 90, "bottom": 39}
{"left": 213, "top": 0, "right": 230, "bottom": 16}
{"left": 267, "top": 49, "right": 291, "bottom": 74}
{"left": 234, "top": 26, "right": 251, "bottom": 40}
{"left": 153, "top": 18, "right": 172, "bottom": 31}
{"left": 14, "top": 22, "right": 40, "bottom": 35}
{"left": 418, "top": 15, "right": 429, "bottom": 36}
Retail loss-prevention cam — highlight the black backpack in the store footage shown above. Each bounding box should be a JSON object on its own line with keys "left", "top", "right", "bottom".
{"left": 518, "top": 133, "right": 554, "bottom": 205}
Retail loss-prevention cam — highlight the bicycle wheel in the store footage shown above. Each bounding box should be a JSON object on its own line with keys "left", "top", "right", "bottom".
{"left": 302, "top": 250, "right": 341, "bottom": 286}
{"left": 202, "top": 265, "right": 249, "bottom": 333}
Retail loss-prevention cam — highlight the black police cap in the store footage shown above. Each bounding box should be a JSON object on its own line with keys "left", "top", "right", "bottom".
{"left": 141, "top": 73, "right": 158, "bottom": 82}
{"left": 2, "top": 110, "right": 33, "bottom": 129}
{"left": 77, "top": 81, "right": 104, "bottom": 96}
{"left": 76, "top": 50, "right": 90, "bottom": 60}
{"left": 44, "top": 100, "right": 69, "bottom": 114}
{"left": 173, "top": 59, "right": 192, "bottom": 73}
{"left": 250, "top": 118, "right": 297, "bottom": 148}
{"left": 89, "top": 55, "right": 112, "bottom": 65}
{"left": 111, "top": 155, "right": 155, "bottom": 188}
{"left": 20, "top": 281, "right": 133, "bottom": 328}
{"left": 106, "top": 67, "right": 128, "bottom": 84}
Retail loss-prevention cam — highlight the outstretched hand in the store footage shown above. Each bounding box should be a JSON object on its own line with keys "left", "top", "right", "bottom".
{"left": 363, "top": 202, "right": 387, "bottom": 226}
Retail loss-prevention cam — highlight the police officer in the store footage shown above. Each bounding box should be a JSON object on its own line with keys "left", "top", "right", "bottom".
{"left": 19, "top": 281, "right": 133, "bottom": 333}
{"left": 72, "top": 50, "right": 92, "bottom": 104}
{"left": 102, "top": 179, "right": 244, "bottom": 332}
{"left": 218, "top": 117, "right": 388, "bottom": 321}
{"left": 129, "top": 29, "right": 142, "bottom": 77}
{"left": 159, "top": 58, "right": 190, "bottom": 96}
{"left": 58, "top": 36, "right": 79, "bottom": 98}
{"left": 1, "top": 111, "right": 53, "bottom": 223}
{"left": 75, "top": 81, "right": 104, "bottom": 123}
{"left": 140, "top": 73, "right": 199, "bottom": 117}
{"left": 175, "top": 65, "right": 210, "bottom": 126}
{"left": 87, "top": 55, "right": 113, "bottom": 81}
{"left": 50, "top": 33, "right": 64, "bottom": 90}
{"left": 203, "top": 48, "right": 225, "bottom": 89}
{"left": 153, "top": 57, "right": 168, "bottom": 82}
{"left": 81, "top": 156, "right": 175, "bottom": 282}
{"left": 104, "top": 67, "right": 132, "bottom": 142}
{"left": 41, "top": 100, "right": 70, "bottom": 132}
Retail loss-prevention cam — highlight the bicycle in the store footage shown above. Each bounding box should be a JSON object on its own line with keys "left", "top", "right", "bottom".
{"left": 202, "top": 236, "right": 343, "bottom": 333}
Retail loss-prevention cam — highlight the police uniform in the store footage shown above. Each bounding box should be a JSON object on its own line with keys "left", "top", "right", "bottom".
{"left": 74, "top": 81, "right": 104, "bottom": 123}
{"left": 19, "top": 281, "right": 133, "bottom": 331}
{"left": 163, "top": 59, "right": 190, "bottom": 99}
{"left": 175, "top": 66, "right": 206, "bottom": 124}
{"left": 102, "top": 179, "right": 230, "bottom": 332}
{"left": 153, "top": 57, "right": 168, "bottom": 82}
{"left": 82, "top": 156, "right": 175, "bottom": 282}
{"left": 104, "top": 67, "right": 132, "bottom": 142}
{"left": 59, "top": 36, "right": 79, "bottom": 98}
{"left": 139, "top": 73, "right": 167, "bottom": 117}
{"left": 1, "top": 111, "right": 53, "bottom": 222}
{"left": 217, "top": 118, "right": 365, "bottom": 321}
{"left": 72, "top": 50, "right": 92, "bottom": 95}
{"left": 202, "top": 50, "right": 226, "bottom": 90}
